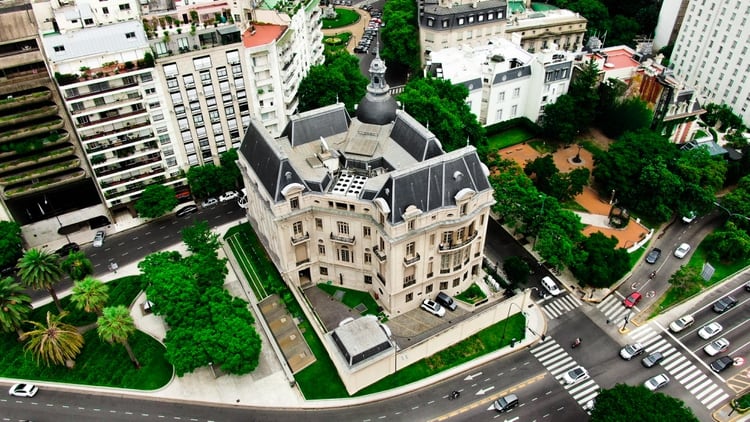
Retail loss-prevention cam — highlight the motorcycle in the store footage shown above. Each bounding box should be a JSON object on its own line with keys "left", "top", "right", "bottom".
{"left": 572, "top": 338, "right": 582, "bottom": 349}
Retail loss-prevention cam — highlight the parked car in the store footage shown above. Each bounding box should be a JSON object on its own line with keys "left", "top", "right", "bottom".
{"left": 645, "top": 248, "right": 662, "bottom": 264}
{"left": 623, "top": 291, "right": 642, "bottom": 308}
{"left": 420, "top": 298, "right": 445, "bottom": 317}
{"left": 669, "top": 315, "right": 695, "bottom": 333}
{"left": 710, "top": 356, "right": 735, "bottom": 373}
{"left": 644, "top": 373, "right": 670, "bottom": 391}
{"left": 562, "top": 366, "right": 589, "bottom": 385}
{"left": 698, "top": 322, "right": 723, "bottom": 340}
{"left": 541, "top": 276, "right": 562, "bottom": 296}
{"left": 681, "top": 211, "right": 697, "bottom": 224}
{"left": 674, "top": 243, "right": 691, "bottom": 258}
{"left": 219, "top": 190, "right": 239, "bottom": 203}
{"left": 620, "top": 343, "right": 645, "bottom": 360}
{"left": 642, "top": 351, "right": 664, "bottom": 368}
{"left": 175, "top": 205, "right": 198, "bottom": 217}
{"left": 704, "top": 338, "right": 730, "bottom": 356}
{"left": 435, "top": 292, "right": 457, "bottom": 311}
{"left": 713, "top": 295, "right": 737, "bottom": 313}
{"left": 92, "top": 230, "right": 105, "bottom": 248}
{"left": 8, "top": 383, "right": 38, "bottom": 397}
{"left": 493, "top": 394, "right": 519, "bottom": 412}
{"left": 201, "top": 197, "right": 218, "bottom": 207}
{"left": 55, "top": 242, "right": 80, "bottom": 257}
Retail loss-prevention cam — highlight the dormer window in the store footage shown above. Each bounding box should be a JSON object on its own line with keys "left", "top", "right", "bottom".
{"left": 290, "top": 197, "right": 299, "bottom": 210}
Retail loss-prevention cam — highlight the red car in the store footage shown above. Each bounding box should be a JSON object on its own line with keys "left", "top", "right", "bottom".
{"left": 623, "top": 292, "right": 642, "bottom": 308}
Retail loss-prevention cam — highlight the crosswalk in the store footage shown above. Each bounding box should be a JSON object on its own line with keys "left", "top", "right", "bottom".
{"left": 540, "top": 294, "right": 582, "bottom": 319}
{"left": 596, "top": 294, "right": 636, "bottom": 325}
{"left": 530, "top": 337, "right": 599, "bottom": 409}
{"left": 627, "top": 325, "right": 730, "bottom": 409}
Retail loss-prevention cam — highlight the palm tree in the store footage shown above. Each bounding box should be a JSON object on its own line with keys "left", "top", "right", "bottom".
{"left": 0, "top": 276, "right": 32, "bottom": 340}
{"left": 16, "top": 249, "right": 64, "bottom": 313}
{"left": 98, "top": 305, "right": 140, "bottom": 369}
{"left": 61, "top": 250, "right": 93, "bottom": 281}
{"left": 22, "top": 311, "right": 84, "bottom": 367}
{"left": 70, "top": 277, "right": 109, "bottom": 316}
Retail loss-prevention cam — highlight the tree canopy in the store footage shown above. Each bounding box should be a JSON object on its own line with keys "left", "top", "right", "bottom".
{"left": 134, "top": 184, "right": 179, "bottom": 219}
{"left": 0, "top": 221, "right": 22, "bottom": 272}
{"left": 542, "top": 60, "right": 600, "bottom": 144}
{"left": 297, "top": 53, "right": 368, "bottom": 115}
{"left": 591, "top": 383, "right": 698, "bottom": 422}
{"left": 397, "top": 77, "right": 486, "bottom": 152}
{"left": 380, "top": 0, "right": 421, "bottom": 74}
{"left": 524, "top": 155, "right": 590, "bottom": 202}
{"left": 569, "top": 232, "right": 630, "bottom": 288}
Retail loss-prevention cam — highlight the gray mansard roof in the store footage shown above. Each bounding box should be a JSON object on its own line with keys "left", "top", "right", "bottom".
{"left": 239, "top": 102, "right": 491, "bottom": 224}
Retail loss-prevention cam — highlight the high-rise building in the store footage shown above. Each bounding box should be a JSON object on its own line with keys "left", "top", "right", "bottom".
{"left": 670, "top": 0, "right": 750, "bottom": 124}
{"left": 653, "top": 0, "right": 689, "bottom": 50}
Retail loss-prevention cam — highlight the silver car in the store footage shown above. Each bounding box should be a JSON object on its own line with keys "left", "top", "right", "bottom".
{"left": 644, "top": 373, "right": 669, "bottom": 391}
{"left": 93, "top": 230, "right": 105, "bottom": 247}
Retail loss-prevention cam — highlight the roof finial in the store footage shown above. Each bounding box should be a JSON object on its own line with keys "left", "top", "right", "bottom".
{"left": 336, "top": 93, "right": 339, "bottom": 104}
{"left": 466, "top": 136, "right": 470, "bottom": 146}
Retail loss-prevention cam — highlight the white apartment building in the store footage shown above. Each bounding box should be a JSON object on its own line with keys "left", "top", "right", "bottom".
{"left": 670, "top": 0, "right": 750, "bottom": 124}
{"left": 418, "top": 0, "right": 586, "bottom": 63}
{"left": 653, "top": 0, "right": 689, "bottom": 50}
{"left": 39, "top": 19, "right": 187, "bottom": 211}
{"left": 427, "top": 38, "right": 573, "bottom": 126}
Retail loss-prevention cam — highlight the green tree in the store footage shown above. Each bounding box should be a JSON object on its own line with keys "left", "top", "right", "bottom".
{"left": 599, "top": 97, "right": 653, "bottom": 139}
{"left": 0, "top": 276, "right": 32, "bottom": 339}
{"left": 397, "top": 77, "right": 485, "bottom": 151}
{"left": 71, "top": 277, "right": 109, "bottom": 316}
{"left": 606, "top": 15, "right": 641, "bottom": 47}
{"left": 219, "top": 148, "right": 241, "bottom": 187}
{"left": 297, "top": 53, "right": 368, "bottom": 115}
{"left": 98, "top": 305, "right": 140, "bottom": 368}
{"left": 701, "top": 103, "right": 746, "bottom": 132}
{"left": 503, "top": 256, "right": 530, "bottom": 286}
{"left": 591, "top": 383, "right": 698, "bottom": 422}
{"left": 134, "top": 184, "right": 179, "bottom": 219}
{"left": 187, "top": 164, "right": 224, "bottom": 199}
{"left": 541, "top": 95, "right": 580, "bottom": 143}
{"left": 675, "top": 148, "right": 726, "bottom": 217}
{"left": 22, "top": 311, "right": 84, "bottom": 367}
{"left": 668, "top": 265, "right": 703, "bottom": 295}
{"left": 0, "top": 221, "right": 22, "bottom": 271}
{"left": 61, "top": 250, "right": 94, "bottom": 281}
{"left": 702, "top": 222, "right": 750, "bottom": 263}
{"left": 568, "top": 59, "right": 600, "bottom": 130}
{"left": 380, "top": 0, "right": 421, "bottom": 73}
{"left": 570, "top": 232, "right": 629, "bottom": 288}
{"left": 17, "top": 248, "right": 64, "bottom": 313}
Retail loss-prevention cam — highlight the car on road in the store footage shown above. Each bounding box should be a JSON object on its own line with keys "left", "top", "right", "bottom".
{"left": 674, "top": 243, "right": 691, "bottom": 258}
{"left": 55, "top": 242, "right": 80, "bottom": 257}
{"left": 201, "top": 197, "right": 218, "bottom": 207}
{"left": 704, "top": 338, "right": 730, "bottom": 356}
{"left": 435, "top": 292, "right": 457, "bottom": 311}
{"left": 620, "top": 343, "right": 646, "bottom": 360}
{"left": 541, "top": 276, "right": 562, "bottom": 296}
{"left": 644, "top": 373, "right": 670, "bottom": 391}
{"left": 669, "top": 315, "right": 695, "bottom": 333}
{"left": 420, "top": 298, "right": 445, "bottom": 317}
{"left": 746, "top": 280, "right": 750, "bottom": 291}
{"left": 698, "top": 322, "right": 723, "bottom": 339}
{"left": 713, "top": 295, "right": 737, "bottom": 313}
{"left": 642, "top": 351, "right": 664, "bottom": 368}
{"left": 175, "top": 205, "right": 198, "bottom": 217}
{"left": 8, "top": 383, "right": 38, "bottom": 397}
{"left": 562, "top": 366, "right": 590, "bottom": 385}
{"left": 623, "top": 291, "right": 642, "bottom": 308}
{"left": 493, "top": 394, "right": 519, "bottom": 412}
{"left": 645, "top": 248, "right": 662, "bottom": 264}
{"left": 710, "top": 356, "right": 735, "bottom": 373}
{"left": 681, "top": 211, "right": 697, "bottom": 224}
{"left": 219, "top": 191, "right": 239, "bottom": 203}
{"left": 92, "top": 230, "right": 105, "bottom": 247}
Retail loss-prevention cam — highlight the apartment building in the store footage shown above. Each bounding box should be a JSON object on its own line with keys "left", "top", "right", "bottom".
{"left": 426, "top": 37, "right": 573, "bottom": 126}
{"left": 653, "top": 0, "right": 689, "bottom": 50}
{"left": 0, "top": 1, "right": 108, "bottom": 246}
{"left": 670, "top": 0, "right": 750, "bottom": 124}
{"left": 418, "top": 0, "right": 586, "bottom": 63}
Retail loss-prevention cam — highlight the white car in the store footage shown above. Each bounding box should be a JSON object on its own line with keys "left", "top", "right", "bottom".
{"left": 420, "top": 299, "right": 445, "bottom": 317}
{"left": 704, "top": 338, "right": 730, "bottom": 356}
{"left": 219, "top": 190, "right": 239, "bottom": 202}
{"left": 562, "top": 366, "right": 589, "bottom": 385}
{"left": 674, "top": 243, "right": 691, "bottom": 258}
{"left": 644, "top": 373, "right": 670, "bottom": 391}
{"left": 541, "top": 276, "right": 562, "bottom": 296}
{"left": 669, "top": 315, "right": 695, "bottom": 333}
{"left": 201, "top": 197, "right": 218, "bottom": 207}
{"left": 620, "top": 343, "right": 645, "bottom": 360}
{"left": 92, "top": 230, "right": 105, "bottom": 247}
{"left": 698, "top": 322, "right": 723, "bottom": 340}
{"left": 9, "top": 383, "right": 38, "bottom": 397}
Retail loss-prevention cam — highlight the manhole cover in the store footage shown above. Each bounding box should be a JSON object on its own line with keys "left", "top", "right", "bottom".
{"left": 354, "top": 303, "right": 367, "bottom": 314}
{"left": 333, "top": 290, "right": 345, "bottom": 301}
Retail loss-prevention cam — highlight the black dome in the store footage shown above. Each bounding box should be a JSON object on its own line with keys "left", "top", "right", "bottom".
{"left": 357, "top": 93, "right": 397, "bottom": 125}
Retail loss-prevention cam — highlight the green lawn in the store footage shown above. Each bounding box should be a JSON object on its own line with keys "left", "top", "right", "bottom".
{"left": 455, "top": 283, "right": 487, "bottom": 303}
{"left": 528, "top": 139, "right": 556, "bottom": 154}
{"left": 323, "top": 32, "right": 352, "bottom": 55}
{"left": 486, "top": 127, "right": 535, "bottom": 150}
{"left": 322, "top": 8, "right": 360, "bottom": 29}
{"left": 2, "top": 276, "right": 172, "bottom": 389}
{"left": 317, "top": 283, "right": 381, "bottom": 316}
{"left": 294, "top": 319, "right": 350, "bottom": 398}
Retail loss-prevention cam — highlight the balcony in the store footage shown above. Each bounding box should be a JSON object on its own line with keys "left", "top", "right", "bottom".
{"left": 330, "top": 232, "right": 355, "bottom": 245}
{"left": 63, "top": 78, "right": 140, "bottom": 100}
{"left": 0, "top": 91, "right": 52, "bottom": 112}
{"left": 403, "top": 253, "right": 421, "bottom": 267}
{"left": 0, "top": 119, "right": 64, "bottom": 143}
{"left": 438, "top": 230, "right": 479, "bottom": 253}
{"left": 373, "top": 246, "right": 386, "bottom": 262}
{"left": 76, "top": 108, "right": 148, "bottom": 128}
{"left": 94, "top": 153, "right": 162, "bottom": 177}
{"left": 85, "top": 131, "right": 155, "bottom": 153}
{"left": 3, "top": 169, "right": 86, "bottom": 199}
{"left": 291, "top": 231, "right": 310, "bottom": 245}
{"left": 0, "top": 158, "right": 81, "bottom": 186}
{"left": 79, "top": 120, "right": 151, "bottom": 141}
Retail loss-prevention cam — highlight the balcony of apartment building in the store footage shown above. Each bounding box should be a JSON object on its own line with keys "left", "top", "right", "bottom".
{"left": 74, "top": 106, "right": 149, "bottom": 130}
{"left": 0, "top": 104, "right": 59, "bottom": 130}
{"left": 2, "top": 167, "right": 86, "bottom": 199}
{"left": 0, "top": 117, "right": 64, "bottom": 144}
{"left": 0, "top": 59, "right": 49, "bottom": 85}
{"left": 93, "top": 152, "right": 162, "bottom": 178}
{"left": 100, "top": 167, "right": 166, "bottom": 192}
{"left": 58, "top": 67, "right": 149, "bottom": 100}
{"left": 438, "top": 230, "right": 479, "bottom": 253}
{"left": 373, "top": 245, "right": 387, "bottom": 262}
{"left": 403, "top": 253, "right": 421, "bottom": 267}
{"left": 84, "top": 129, "right": 155, "bottom": 154}
{"left": 144, "top": 12, "right": 241, "bottom": 58}
{"left": 0, "top": 90, "right": 52, "bottom": 113}
{"left": 330, "top": 232, "right": 355, "bottom": 245}
{"left": 79, "top": 117, "right": 151, "bottom": 142}
{"left": 69, "top": 90, "right": 143, "bottom": 118}
{"left": 290, "top": 231, "right": 310, "bottom": 245}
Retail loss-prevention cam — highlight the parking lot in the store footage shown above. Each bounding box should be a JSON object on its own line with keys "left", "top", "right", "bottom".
{"left": 387, "top": 304, "right": 471, "bottom": 348}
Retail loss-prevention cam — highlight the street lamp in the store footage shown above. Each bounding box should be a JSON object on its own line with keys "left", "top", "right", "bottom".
{"left": 714, "top": 201, "right": 750, "bottom": 222}
{"left": 500, "top": 301, "right": 524, "bottom": 347}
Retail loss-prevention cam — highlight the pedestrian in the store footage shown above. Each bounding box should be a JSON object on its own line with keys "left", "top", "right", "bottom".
{"left": 606, "top": 318, "right": 610, "bottom": 324}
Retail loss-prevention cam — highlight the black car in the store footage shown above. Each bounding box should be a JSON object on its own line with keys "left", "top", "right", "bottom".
{"left": 436, "top": 292, "right": 457, "bottom": 311}
{"left": 712, "top": 296, "right": 737, "bottom": 313}
{"left": 175, "top": 205, "right": 198, "bottom": 217}
{"left": 641, "top": 351, "right": 664, "bottom": 368}
{"left": 710, "top": 356, "right": 735, "bottom": 373}
{"left": 55, "top": 242, "right": 80, "bottom": 257}
{"left": 645, "top": 248, "right": 661, "bottom": 264}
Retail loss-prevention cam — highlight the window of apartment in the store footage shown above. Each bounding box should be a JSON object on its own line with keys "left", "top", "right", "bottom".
{"left": 315, "top": 218, "right": 323, "bottom": 230}
{"left": 212, "top": 122, "right": 222, "bottom": 135}
{"left": 234, "top": 78, "right": 245, "bottom": 89}
{"left": 189, "top": 101, "right": 201, "bottom": 112}
{"left": 186, "top": 88, "right": 198, "bottom": 102}
{"left": 181, "top": 130, "right": 192, "bottom": 142}
{"left": 164, "top": 63, "right": 178, "bottom": 78}
{"left": 337, "top": 221, "right": 349, "bottom": 235}
{"left": 125, "top": 32, "right": 136, "bottom": 39}
{"left": 513, "top": 87, "right": 520, "bottom": 98}
{"left": 363, "top": 226, "right": 371, "bottom": 237}
{"left": 487, "top": 12, "right": 494, "bottom": 20}
{"left": 406, "top": 242, "right": 415, "bottom": 257}
{"left": 425, "top": 284, "right": 433, "bottom": 294}
{"left": 497, "top": 91, "right": 505, "bottom": 102}
{"left": 225, "top": 105, "right": 235, "bottom": 116}
{"left": 439, "top": 281, "right": 448, "bottom": 290}
{"left": 318, "top": 244, "right": 325, "bottom": 255}
{"left": 153, "top": 112, "right": 164, "bottom": 121}
{"left": 53, "top": 45, "right": 65, "bottom": 52}
{"left": 102, "top": 7, "right": 109, "bottom": 13}
{"left": 442, "top": 19, "right": 449, "bottom": 28}
{"left": 337, "top": 247, "right": 351, "bottom": 262}
{"left": 183, "top": 74, "right": 195, "bottom": 87}
{"left": 193, "top": 114, "right": 204, "bottom": 125}
{"left": 442, "top": 231, "right": 453, "bottom": 246}
{"left": 209, "top": 110, "right": 220, "bottom": 122}
{"left": 177, "top": 37, "right": 189, "bottom": 50}
{"left": 219, "top": 81, "right": 231, "bottom": 93}
{"left": 119, "top": 3, "right": 130, "bottom": 10}
{"left": 76, "top": 115, "right": 89, "bottom": 125}
{"left": 226, "top": 50, "right": 240, "bottom": 64}
{"left": 364, "top": 275, "right": 372, "bottom": 284}
{"left": 292, "top": 221, "right": 303, "bottom": 236}
{"left": 427, "top": 18, "right": 434, "bottom": 27}
{"left": 193, "top": 56, "right": 212, "bottom": 70}
{"left": 206, "top": 97, "right": 217, "bottom": 108}
{"left": 511, "top": 105, "right": 518, "bottom": 117}
{"left": 216, "top": 67, "right": 228, "bottom": 80}
{"left": 222, "top": 93, "right": 232, "bottom": 103}
{"left": 320, "top": 267, "right": 328, "bottom": 276}
{"left": 71, "top": 102, "right": 84, "bottom": 111}
{"left": 405, "top": 292, "right": 413, "bottom": 303}
{"left": 457, "top": 17, "right": 464, "bottom": 25}
{"left": 196, "top": 126, "right": 207, "bottom": 138}
{"left": 153, "top": 42, "right": 167, "bottom": 56}
{"left": 141, "top": 73, "right": 153, "bottom": 83}
{"left": 203, "top": 84, "right": 214, "bottom": 97}
{"left": 364, "top": 252, "right": 371, "bottom": 264}
{"left": 178, "top": 118, "right": 189, "bottom": 130}
{"left": 440, "top": 254, "right": 450, "bottom": 272}
{"left": 407, "top": 220, "right": 415, "bottom": 230}
{"left": 290, "top": 197, "right": 299, "bottom": 209}
{"left": 453, "top": 278, "right": 460, "bottom": 287}
{"left": 167, "top": 78, "right": 179, "bottom": 90}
